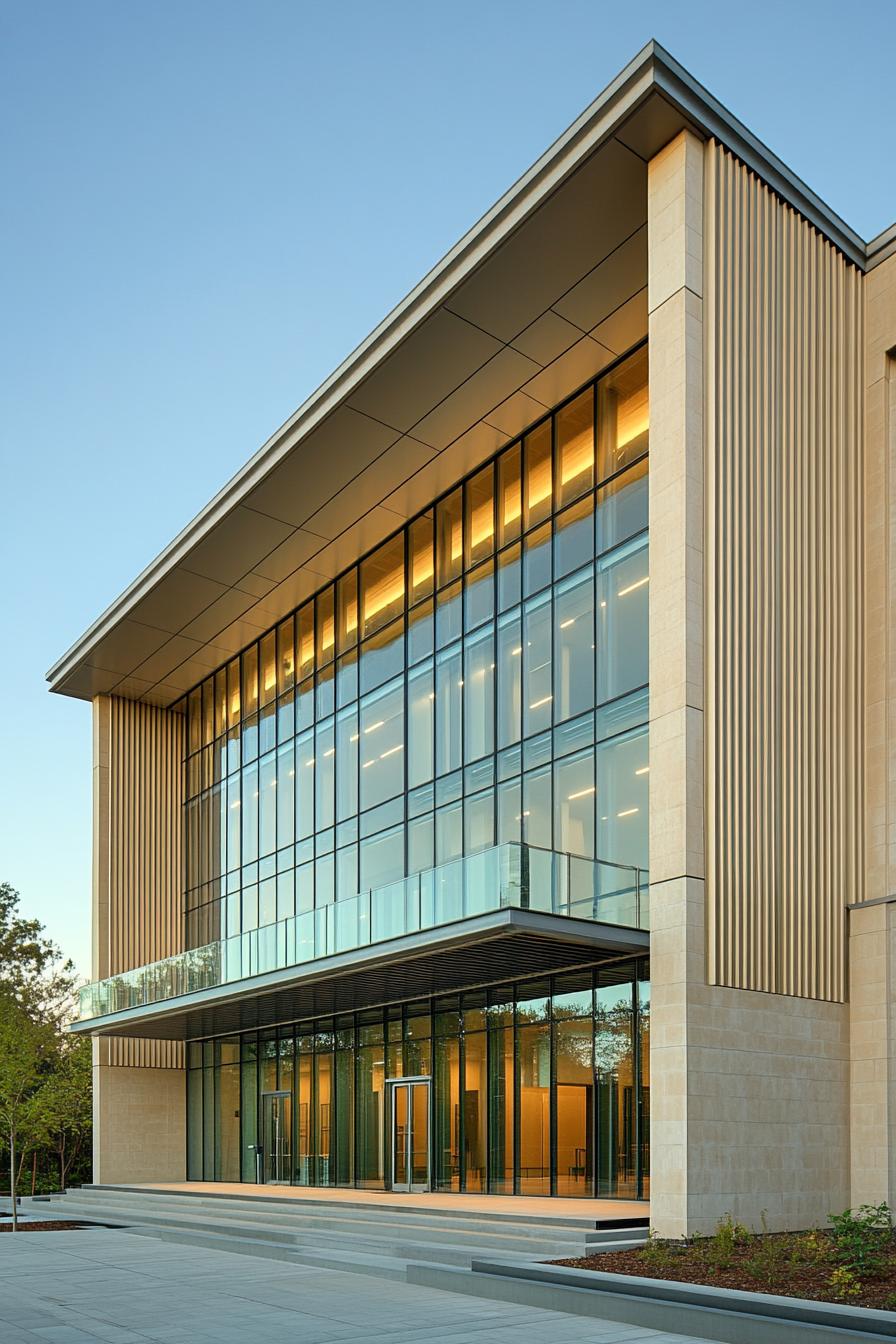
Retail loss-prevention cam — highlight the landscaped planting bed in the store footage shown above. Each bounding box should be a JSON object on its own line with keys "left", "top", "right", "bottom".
{"left": 0, "top": 1220, "right": 90, "bottom": 1232}
{"left": 554, "top": 1204, "right": 896, "bottom": 1311}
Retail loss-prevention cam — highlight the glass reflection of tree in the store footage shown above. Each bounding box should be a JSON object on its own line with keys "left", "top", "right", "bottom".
{"left": 594, "top": 990, "right": 636, "bottom": 1197}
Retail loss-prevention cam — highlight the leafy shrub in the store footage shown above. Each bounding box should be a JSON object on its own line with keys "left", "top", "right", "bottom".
{"left": 640, "top": 1230, "right": 675, "bottom": 1270}
{"left": 706, "top": 1213, "right": 751, "bottom": 1270}
{"left": 828, "top": 1266, "right": 861, "bottom": 1301}
{"left": 791, "top": 1230, "right": 833, "bottom": 1266}
{"left": 829, "top": 1203, "right": 892, "bottom": 1280}
{"left": 743, "top": 1233, "right": 789, "bottom": 1287}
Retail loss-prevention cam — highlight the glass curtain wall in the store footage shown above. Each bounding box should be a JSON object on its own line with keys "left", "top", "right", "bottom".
{"left": 186, "top": 959, "right": 650, "bottom": 1199}
{"left": 176, "top": 344, "right": 649, "bottom": 950}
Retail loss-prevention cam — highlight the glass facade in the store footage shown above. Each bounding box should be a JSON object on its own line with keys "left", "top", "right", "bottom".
{"left": 178, "top": 341, "right": 651, "bottom": 1200}
{"left": 176, "top": 343, "right": 649, "bottom": 950}
{"left": 187, "top": 959, "right": 650, "bottom": 1199}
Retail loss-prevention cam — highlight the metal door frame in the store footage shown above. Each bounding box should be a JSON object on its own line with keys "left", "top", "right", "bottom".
{"left": 387, "top": 1076, "right": 431, "bottom": 1192}
{"left": 261, "top": 1090, "right": 293, "bottom": 1185}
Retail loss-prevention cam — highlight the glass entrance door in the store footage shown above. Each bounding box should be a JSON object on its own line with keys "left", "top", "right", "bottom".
{"left": 391, "top": 1079, "right": 430, "bottom": 1192}
{"left": 262, "top": 1091, "right": 292, "bottom": 1185}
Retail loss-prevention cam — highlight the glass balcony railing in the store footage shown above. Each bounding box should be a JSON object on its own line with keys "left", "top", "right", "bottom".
{"left": 77, "top": 843, "right": 648, "bottom": 1022}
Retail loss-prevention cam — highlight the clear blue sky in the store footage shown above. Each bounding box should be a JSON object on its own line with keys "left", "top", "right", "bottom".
{"left": 2, "top": 0, "right": 893, "bottom": 978}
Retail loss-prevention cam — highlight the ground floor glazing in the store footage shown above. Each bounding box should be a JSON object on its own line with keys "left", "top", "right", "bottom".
{"left": 186, "top": 954, "right": 649, "bottom": 1199}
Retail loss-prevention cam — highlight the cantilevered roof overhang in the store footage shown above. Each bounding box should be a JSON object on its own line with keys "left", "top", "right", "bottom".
{"left": 47, "top": 41, "right": 893, "bottom": 707}
{"left": 71, "top": 907, "right": 648, "bottom": 1041}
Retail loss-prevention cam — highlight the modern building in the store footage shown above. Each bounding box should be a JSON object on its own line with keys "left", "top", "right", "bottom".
{"left": 51, "top": 42, "right": 896, "bottom": 1236}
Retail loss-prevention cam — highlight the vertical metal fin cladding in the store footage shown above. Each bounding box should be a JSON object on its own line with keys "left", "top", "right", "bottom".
{"left": 704, "top": 142, "right": 863, "bottom": 1002}
{"left": 94, "top": 695, "right": 184, "bottom": 1068}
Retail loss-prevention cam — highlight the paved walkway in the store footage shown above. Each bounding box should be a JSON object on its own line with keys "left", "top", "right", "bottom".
{"left": 0, "top": 1226, "right": 715, "bottom": 1344}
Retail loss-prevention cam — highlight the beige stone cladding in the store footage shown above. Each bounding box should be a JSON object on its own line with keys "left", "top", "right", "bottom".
{"left": 849, "top": 247, "right": 896, "bottom": 1208}
{"left": 849, "top": 901, "right": 896, "bottom": 1207}
{"left": 92, "top": 1040, "right": 185, "bottom": 1184}
{"left": 649, "top": 131, "right": 857, "bottom": 1236}
{"left": 91, "top": 695, "right": 185, "bottom": 1182}
{"left": 863, "top": 251, "right": 896, "bottom": 904}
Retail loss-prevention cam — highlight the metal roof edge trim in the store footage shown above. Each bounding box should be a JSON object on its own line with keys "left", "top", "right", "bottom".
{"left": 866, "top": 220, "right": 896, "bottom": 271}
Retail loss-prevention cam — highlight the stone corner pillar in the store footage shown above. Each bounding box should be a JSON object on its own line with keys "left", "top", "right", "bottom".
{"left": 645, "top": 129, "right": 705, "bottom": 1238}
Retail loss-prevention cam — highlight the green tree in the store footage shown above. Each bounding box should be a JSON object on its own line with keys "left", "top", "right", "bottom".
{"left": 41, "top": 1036, "right": 92, "bottom": 1190}
{"left": 0, "top": 991, "right": 56, "bottom": 1229}
{"left": 0, "top": 883, "right": 92, "bottom": 1205}
{"left": 0, "top": 882, "right": 78, "bottom": 1026}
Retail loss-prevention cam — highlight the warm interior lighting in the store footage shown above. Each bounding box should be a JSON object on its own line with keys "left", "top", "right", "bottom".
{"left": 380, "top": 744, "right": 403, "bottom": 758}
{"left": 262, "top": 653, "right": 277, "bottom": 692}
{"left": 567, "top": 786, "right": 596, "bottom": 800}
{"left": 299, "top": 635, "right": 315, "bottom": 676}
{"left": 617, "top": 807, "right": 639, "bottom": 817}
{"left": 469, "top": 500, "right": 494, "bottom": 554}
{"left": 529, "top": 695, "right": 552, "bottom": 709}
{"left": 323, "top": 747, "right": 335, "bottom": 758}
{"left": 364, "top": 720, "right": 384, "bottom": 734}
{"left": 363, "top": 567, "right": 405, "bottom": 630}
{"left": 362, "top": 759, "right": 375, "bottom": 769}
{"left": 614, "top": 384, "right": 649, "bottom": 454}
{"left": 501, "top": 481, "right": 521, "bottom": 530}
{"left": 617, "top": 575, "right": 649, "bottom": 598}
{"left": 635, "top": 766, "right": 649, "bottom": 776}
{"left": 559, "top": 618, "right": 575, "bottom": 629}
{"left": 342, "top": 599, "right": 358, "bottom": 638}
{"left": 527, "top": 457, "right": 553, "bottom": 512}
{"left": 559, "top": 422, "right": 594, "bottom": 487}
{"left": 411, "top": 551, "right": 433, "bottom": 592}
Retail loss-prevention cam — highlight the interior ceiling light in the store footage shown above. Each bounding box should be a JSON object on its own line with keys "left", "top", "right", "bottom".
{"left": 617, "top": 576, "right": 649, "bottom": 598}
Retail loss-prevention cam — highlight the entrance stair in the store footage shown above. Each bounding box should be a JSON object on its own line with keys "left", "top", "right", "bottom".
{"left": 35, "top": 1185, "right": 648, "bottom": 1280}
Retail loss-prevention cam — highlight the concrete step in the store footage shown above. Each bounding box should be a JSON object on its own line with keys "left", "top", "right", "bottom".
{"left": 586, "top": 1225, "right": 648, "bottom": 1246}
{"left": 40, "top": 1195, "right": 597, "bottom": 1264}
{"left": 126, "top": 1224, "right": 409, "bottom": 1279}
{"left": 39, "top": 1186, "right": 647, "bottom": 1283}
{"left": 78, "top": 1183, "right": 635, "bottom": 1230}
{"left": 47, "top": 1189, "right": 596, "bottom": 1244}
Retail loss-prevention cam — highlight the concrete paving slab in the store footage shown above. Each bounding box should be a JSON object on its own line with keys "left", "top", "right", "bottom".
{"left": 0, "top": 1226, "right": 717, "bottom": 1344}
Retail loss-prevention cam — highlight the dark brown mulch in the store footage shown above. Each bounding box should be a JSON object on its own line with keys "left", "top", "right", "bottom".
{"left": 553, "top": 1232, "right": 896, "bottom": 1311}
{"left": 0, "top": 1220, "right": 91, "bottom": 1232}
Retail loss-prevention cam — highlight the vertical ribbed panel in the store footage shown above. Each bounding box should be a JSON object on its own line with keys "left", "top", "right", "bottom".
{"left": 705, "top": 142, "right": 863, "bottom": 1002}
{"left": 93, "top": 695, "right": 184, "bottom": 1069}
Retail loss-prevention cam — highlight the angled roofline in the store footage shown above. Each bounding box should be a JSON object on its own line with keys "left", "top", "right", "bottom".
{"left": 867, "top": 219, "right": 896, "bottom": 271}
{"left": 46, "top": 40, "right": 885, "bottom": 692}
